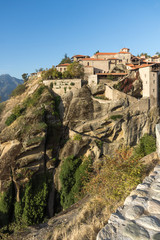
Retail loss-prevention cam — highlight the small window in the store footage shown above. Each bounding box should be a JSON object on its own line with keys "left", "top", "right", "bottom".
{"left": 145, "top": 74, "right": 146, "bottom": 78}
{"left": 87, "top": 62, "right": 89, "bottom": 66}
{"left": 153, "top": 89, "right": 155, "bottom": 92}
{"left": 146, "top": 81, "right": 147, "bottom": 84}
{"left": 153, "top": 73, "right": 155, "bottom": 77}
{"left": 153, "top": 80, "right": 155, "bottom": 84}
{"left": 60, "top": 68, "right": 62, "bottom": 72}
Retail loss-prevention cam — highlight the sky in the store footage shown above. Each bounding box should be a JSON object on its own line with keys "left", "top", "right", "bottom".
{"left": 0, "top": 0, "right": 160, "bottom": 78}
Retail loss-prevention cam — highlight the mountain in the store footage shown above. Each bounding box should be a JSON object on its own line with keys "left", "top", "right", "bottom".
{"left": 0, "top": 74, "right": 23, "bottom": 101}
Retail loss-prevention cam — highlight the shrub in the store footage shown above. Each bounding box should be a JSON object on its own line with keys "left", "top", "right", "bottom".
{"left": 70, "top": 82, "right": 75, "bottom": 86}
{"left": 73, "top": 134, "right": 82, "bottom": 141}
{"left": 110, "top": 115, "right": 123, "bottom": 121}
{"left": 83, "top": 147, "right": 146, "bottom": 205}
{"left": 10, "top": 84, "right": 26, "bottom": 97}
{"left": 23, "top": 85, "right": 46, "bottom": 108}
{"left": 59, "top": 156, "right": 92, "bottom": 209}
{"left": 134, "top": 134, "right": 156, "bottom": 158}
{"left": 5, "top": 114, "right": 17, "bottom": 126}
{"left": 5, "top": 105, "right": 26, "bottom": 126}
{"left": 50, "top": 82, "right": 53, "bottom": 88}
{"left": 0, "top": 183, "right": 14, "bottom": 227}
{"left": 21, "top": 174, "right": 48, "bottom": 225}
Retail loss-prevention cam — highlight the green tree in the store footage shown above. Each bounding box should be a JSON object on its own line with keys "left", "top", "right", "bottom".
{"left": 94, "top": 50, "right": 99, "bottom": 54}
{"left": 42, "top": 67, "right": 62, "bottom": 80}
{"left": 60, "top": 54, "right": 72, "bottom": 64}
{"left": 35, "top": 68, "right": 44, "bottom": 72}
{"left": 66, "top": 62, "right": 84, "bottom": 79}
{"left": 22, "top": 73, "right": 29, "bottom": 82}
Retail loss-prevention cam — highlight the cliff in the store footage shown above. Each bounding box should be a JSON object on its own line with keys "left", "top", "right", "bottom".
{"left": 0, "top": 78, "right": 159, "bottom": 239}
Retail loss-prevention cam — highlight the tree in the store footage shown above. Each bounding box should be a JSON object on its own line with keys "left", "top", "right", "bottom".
{"left": 35, "top": 68, "right": 44, "bottom": 73}
{"left": 60, "top": 54, "right": 72, "bottom": 64}
{"left": 66, "top": 62, "right": 84, "bottom": 79}
{"left": 22, "top": 73, "right": 29, "bottom": 82}
{"left": 139, "top": 53, "right": 151, "bottom": 58}
{"left": 42, "top": 67, "right": 62, "bottom": 80}
{"left": 94, "top": 50, "right": 99, "bottom": 54}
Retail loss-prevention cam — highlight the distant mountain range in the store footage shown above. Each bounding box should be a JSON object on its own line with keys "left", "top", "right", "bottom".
{"left": 0, "top": 74, "right": 23, "bottom": 101}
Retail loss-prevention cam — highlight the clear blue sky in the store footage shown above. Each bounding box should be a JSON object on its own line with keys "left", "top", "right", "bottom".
{"left": 1, "top": 0, "right": 160, "bottom": 78}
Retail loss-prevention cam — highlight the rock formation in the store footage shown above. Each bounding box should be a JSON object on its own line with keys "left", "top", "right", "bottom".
{"left": 0, "top": 77, "right": 159, "bottom": 238}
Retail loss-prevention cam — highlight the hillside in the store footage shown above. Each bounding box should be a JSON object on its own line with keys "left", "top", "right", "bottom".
{"left": 0, "top": 74, "right": 23, "bottom": 101}
{"left": 0, "top": 77, "right": 159, "bottom": 239}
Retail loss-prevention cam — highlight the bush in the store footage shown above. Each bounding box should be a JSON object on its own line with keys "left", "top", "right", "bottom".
{"left": 59, "top": 156, "right": 92, "bottom": 209}
{"left": 23, "top": 85, "right": 46, "bottom": 108}
{"left": 50, "top": 82, "right": 53, "bottom": 88}
{"left": 0, "top": 183, "right": 14, "bottom": 227}
{"left": 70, "top": 82, "right": 75, "bottom": 86}
{"left": 21, "top": 174, "right": 48, "bottom": 225}
{"left": 5, "top": 105, "right": 26, "bottom": 126}
{"left": 110, "top": 115, "right": 123, "bottom": 121}
{"left": 73, "top": 134, "right": 82, "bottom": 141}
{"left": 5, "top": 114, "right": 17, "bottom": 126}
{"left": 134, "top": 134, "right": 156, "bottom": 158}
{"left": 83, "top": 147, "right": 146, "bottom": 205}
{"left": 10, "top": 84, "right": 26, "bottom": 97}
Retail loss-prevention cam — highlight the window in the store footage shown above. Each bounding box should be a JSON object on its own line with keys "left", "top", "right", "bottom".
{"left": 153, "top": 73, "right": 155, "bottom": 77}
{"left": 153, "top": 89, "right": 155, "bottom": 92}
{"left": 145, "top": 74, "right": 146, "bottom": 78}
{"left": 87, "top": 62, "right": 89, "bottom": 66}
{"left": 153, "top": 80, "right": 155, "bottom": 84}
{"left": 60, "top": 68, "right": 62, "bottom": 72}
{"left": 146, "top": 81, "right": 147, "bottom": 84}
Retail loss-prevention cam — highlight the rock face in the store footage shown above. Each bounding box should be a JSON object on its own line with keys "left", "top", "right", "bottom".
{"left": 96, "top": 164, "right": 160, "bottom": 240}
{"left": 59, "top": 85, "right": 159, "bottom": 161}
{"left": 0, "top": 78, "right": 159, "bottom": 238}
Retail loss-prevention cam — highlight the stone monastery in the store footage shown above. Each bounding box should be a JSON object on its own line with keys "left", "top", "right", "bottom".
{"left": 42, "top": 48, "right": 160, "bottom": 107}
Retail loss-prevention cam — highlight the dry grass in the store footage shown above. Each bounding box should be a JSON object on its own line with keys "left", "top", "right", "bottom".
{"left": 50, "top": 196, "right": 123, "bottom": 240}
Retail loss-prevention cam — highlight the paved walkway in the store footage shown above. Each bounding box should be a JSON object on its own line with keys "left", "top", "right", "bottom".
{"left": 97, "top": 165, "right": 160, "bottom": 240}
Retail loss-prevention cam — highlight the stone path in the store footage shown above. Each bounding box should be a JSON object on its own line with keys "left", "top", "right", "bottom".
{"left": 97, "top": 165, "right": 160, "bottom": 240}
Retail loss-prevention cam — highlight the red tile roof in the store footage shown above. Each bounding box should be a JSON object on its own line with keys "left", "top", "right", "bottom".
{"left": 95, "top": 52, "right": 117, "bottom": 56}
{"left": 72, "top": 55, "right": 86, "bottom": 58}
{"left": 130, "top": 64, "right": 154, "bottom": 70}
{"left": 57, "top": 63, "right": 70, "bottom": 67}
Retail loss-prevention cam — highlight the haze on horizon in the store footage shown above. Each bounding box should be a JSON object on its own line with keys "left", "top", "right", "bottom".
{"left": 0, "top": 0, "right": 160, "bottom": 79}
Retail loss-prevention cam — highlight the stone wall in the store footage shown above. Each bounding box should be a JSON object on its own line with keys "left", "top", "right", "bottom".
{"left": 88, "top": 75, "right": 99, "bottom": 86}
{"left": 105, "top": 84, "right": 137, "bottom": 103}
{"left": 43, "top": 79, "right": 82, "bottom": 95}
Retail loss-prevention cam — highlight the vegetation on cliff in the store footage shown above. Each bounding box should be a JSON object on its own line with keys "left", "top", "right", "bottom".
{"left": 42, "top": 62, "right": 84, "bottom": 80}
